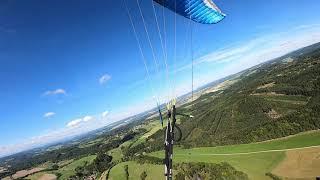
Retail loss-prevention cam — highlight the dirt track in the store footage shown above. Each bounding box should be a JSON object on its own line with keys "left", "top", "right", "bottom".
{"left": 38, "top": 174, "right": 57, "bottom": 180}
{"left": 12, "top": 168, "right": 44, "bottom": 179}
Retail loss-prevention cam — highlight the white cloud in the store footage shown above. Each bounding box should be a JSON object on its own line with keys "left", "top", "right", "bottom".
{"left": 0, "top": 110, "right": 113, "bottom": 157}
{"left": 174, "top": 24, "right": 320, "bottom": 76}
{"left": 0, "top": 121, "right": 100, "bottom": 157}
{"left": 102, "top": 110, "right": 109, "bottom": 118}
{"left": 66, "top": 118, "right": 82, "bottom": 128}
{"left": 213, "top": 26, "right": 320, "bottom": 77}
{"left": 43, "top": 89, "right": 67, "bottom": 96}
{"left": 172, "top": 42, "right": 258, "bottom": 74}
{"left": 198, "top": 43, "right": 255, "bottom": 64}
{"left": 83, "top": 116, "right": 94, "bottom": 122}
{"left": 99, "top": 74, "right": 111, "bottom": 85}
{"left": 66, "top": 115, "right": 96, "bottom": 128}
{"left": 43, "top": 112, "right": 55, "bottom": 118}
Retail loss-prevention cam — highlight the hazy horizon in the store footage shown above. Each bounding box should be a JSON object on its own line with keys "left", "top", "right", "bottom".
{"left": 1, "top": 0, "right": 320, "bottom": 157}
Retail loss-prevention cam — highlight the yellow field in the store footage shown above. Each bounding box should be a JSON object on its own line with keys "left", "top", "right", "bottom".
{"left": 272, "top": 146, "right": 320, "bottom": 179}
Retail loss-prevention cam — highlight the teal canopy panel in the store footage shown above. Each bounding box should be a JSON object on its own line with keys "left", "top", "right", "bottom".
{"left": 153, "top": 0, "right": 226, "bottom": 24}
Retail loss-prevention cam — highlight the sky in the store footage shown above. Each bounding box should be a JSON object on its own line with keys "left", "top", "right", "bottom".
{"left": 1, "top": 0, "right": 320, "bottom": 157}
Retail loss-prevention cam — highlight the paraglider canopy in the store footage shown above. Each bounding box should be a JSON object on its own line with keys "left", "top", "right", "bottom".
{"left": 153, "top": 0, "right": 226, "bottom": 24}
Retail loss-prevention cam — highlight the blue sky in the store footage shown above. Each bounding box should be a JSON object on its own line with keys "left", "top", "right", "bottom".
{"left": 1, "top": 0, "right": 320, "bottom": 157}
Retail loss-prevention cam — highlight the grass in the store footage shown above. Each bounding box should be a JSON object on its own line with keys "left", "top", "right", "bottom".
{"left": 131, "top": 121, "right": 165, "bottom": 147}
{"left": 108, "top": 147, "right": 123, "bottom": 162}
{"left": 107, "top": 153, "right": 284, "bottom": 180}
{"left": 151, "top": 130, "right": 320, "bottom": 156}
{"left": 78, "top": 138, "right": 104, "bottom": 148}
{"left": 150, "top": 150, "right": 285, "bottom": 180}
{"left": 25, "top": 172, "right": 56, "bottom": 180}
{"left": 132, "top": 117, "right": 182, "bottom": 148}
{"left": 258, "top": 94, "right": 309, "bottom": 115}
{"left": 264, "top": 95, "right": 308, "bottom": 102}
{"left": 174, "top": 151, "right": 284, "bottom": 180}
{"left": 148, "top": 130, "right": 320, "bottom": 180}
{"left": 108, "top": 161, "right": 163, "bottom": 180}
{"left": 108, "top": 120, "right": 166, "bottom": 163}
{"left": 120, "top": 138, "right": 136, "bottom": 148}
{"left": 26, "top": 155, "right": 97, "bottom": 180}
{"left": 264, "top": 95, "right": 309, "bottom": 112}
{"left": 56, "top": 155, "right": 96, "bottom": 179}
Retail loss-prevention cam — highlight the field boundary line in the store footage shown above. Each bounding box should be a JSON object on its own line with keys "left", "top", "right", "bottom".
{"left": 175, "top": 145, "right": 320, "bottom": 156}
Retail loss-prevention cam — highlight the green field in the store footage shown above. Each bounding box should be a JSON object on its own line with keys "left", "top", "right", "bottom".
{"left": 109, "top": 147, "right": 123, "bottom": 162}
{"left": 148, "top": 130, "right": 320, "bottom": 179}
{"left": 121, "top": 138, "right": 137, "bottom": 148}
{"left": 56, "top": 155, "right": 96, "bottom": 179}
{"left": 175, "top": 152, "right": 284, "bottom": 180}
{"left": 108, "top": 120, "right": 167, "bottom": 164}
{"left": 151, "top": 130, "right": 320, "bottom": 156}
{"left": 107, "top": 124, "right": 320, "bottom": 179}
{"left": 25, "top": 172, "right": 57, "bottom": 180}
{"left": 108, "top": 161, "right": 163, "bottom": 180}
{"left": 78, "top": 138, "right": 104, "bottom": 148}
{"left": 131, "top": 117, "right": 183, "bottom": 148}
{"left": 108, "top": 153, "right": 283, "bottom": 180}
{"left": 27, "top": 117, "right": 320, "bottom": 180}
{"left": 130, "top": 119, "right": 168, "bottom": 147}
{"left": 27, "top": 155, "right": 96, "bottom": 179}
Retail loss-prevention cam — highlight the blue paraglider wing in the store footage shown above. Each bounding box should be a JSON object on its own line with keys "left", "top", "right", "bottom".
{"left": 153, "top": 0, "right": 226, "bottom": 24}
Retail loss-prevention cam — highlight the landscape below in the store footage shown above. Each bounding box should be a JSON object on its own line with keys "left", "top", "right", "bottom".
{"left": 0, "top": 42, "right": 320, "bottom": 180}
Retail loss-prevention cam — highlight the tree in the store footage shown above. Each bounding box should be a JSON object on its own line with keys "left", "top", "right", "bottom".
{"left": 140, "top": 171, "right": 147, "bottom": 180}
{"left": 93, "top": 152, "right": 113, "bottom": 173}
{"left": 52, "top": 164, "right": 59, "bottom": 170}
{"left": 124, "top": 165, "right": 129, "bottom": 180}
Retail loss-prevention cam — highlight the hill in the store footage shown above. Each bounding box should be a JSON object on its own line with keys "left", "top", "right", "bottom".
{"left": 127, "top": 42, "right": 320, "bottom": 155}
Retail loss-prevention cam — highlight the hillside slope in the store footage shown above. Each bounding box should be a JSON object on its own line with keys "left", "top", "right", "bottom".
{"left": 127, "top": 42, "right": 320, "bottom": 154}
